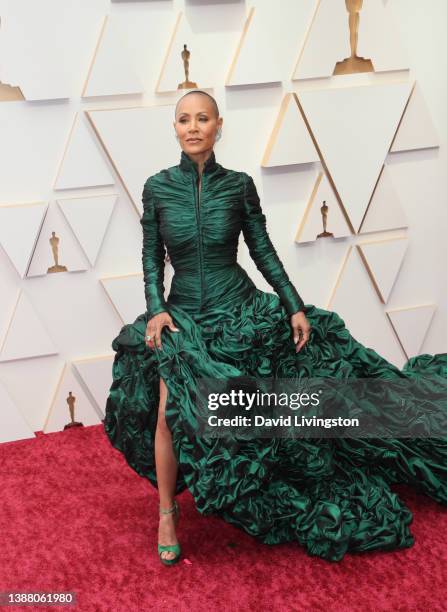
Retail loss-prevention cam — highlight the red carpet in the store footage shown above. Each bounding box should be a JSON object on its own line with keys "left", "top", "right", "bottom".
{"left": 1, "top": 425, "right": 447, "bottom": 612}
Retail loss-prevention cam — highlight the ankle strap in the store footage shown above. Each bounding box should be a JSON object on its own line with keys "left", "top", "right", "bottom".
{"left": 159, "top": 500, "right": 178, "bottom": 515}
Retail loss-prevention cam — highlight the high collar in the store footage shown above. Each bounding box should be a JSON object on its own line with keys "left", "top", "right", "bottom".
{"left": 179, "top": 149, "right": 218, "bottom": 175}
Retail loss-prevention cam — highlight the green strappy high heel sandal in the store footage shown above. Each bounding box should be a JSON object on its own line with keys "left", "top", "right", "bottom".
{"left": 158, "top": 500, "right": 181, "bottom": 566}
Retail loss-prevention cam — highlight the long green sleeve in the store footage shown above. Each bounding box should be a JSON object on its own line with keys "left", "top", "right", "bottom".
{"left": 241, "top": 173, "right": 305, "bottom": 316}
{"left": 140, "top": 179, "right": 168, "bottom": 318}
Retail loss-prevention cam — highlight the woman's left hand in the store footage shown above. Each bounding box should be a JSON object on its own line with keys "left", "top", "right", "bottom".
{"left": 291, "top": 311, "right": 311, "bottom": 353}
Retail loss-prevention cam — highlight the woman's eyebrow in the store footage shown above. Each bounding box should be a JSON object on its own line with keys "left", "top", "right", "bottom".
{"left": 178, "top": 111, "right": 209, "bottom": 117}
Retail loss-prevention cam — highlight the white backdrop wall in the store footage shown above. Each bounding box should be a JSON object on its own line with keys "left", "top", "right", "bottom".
{"left": 0, "top": 0, "right": 446, "bottom": 442}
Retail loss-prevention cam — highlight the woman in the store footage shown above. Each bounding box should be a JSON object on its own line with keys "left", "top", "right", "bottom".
{"left": 104, "top": 89, "right": 447, "bottom": 565}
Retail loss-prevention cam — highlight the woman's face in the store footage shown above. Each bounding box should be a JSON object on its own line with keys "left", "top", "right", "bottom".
{"left": 174, "top": 94, "right": 223, "bottom": 156}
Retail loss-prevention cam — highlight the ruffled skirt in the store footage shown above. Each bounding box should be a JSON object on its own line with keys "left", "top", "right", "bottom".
{"left": 104, "top": 288, "right": 447, "bottom": 561}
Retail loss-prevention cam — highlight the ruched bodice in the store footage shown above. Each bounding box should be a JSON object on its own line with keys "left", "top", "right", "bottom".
{"left": 140, "top": 149, "right": 305, "bottom": 317}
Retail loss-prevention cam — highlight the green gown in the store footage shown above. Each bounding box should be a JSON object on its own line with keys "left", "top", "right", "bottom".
{"left": 104, "top": 149, "right": 447, "bottom": 562}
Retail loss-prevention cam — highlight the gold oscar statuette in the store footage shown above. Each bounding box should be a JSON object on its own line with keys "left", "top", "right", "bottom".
{"left": 47, "top": 231, "right": 68, "bottom": 273}
{"left": 333, "top": 0, "right": 374, "bottom": 75}
{"left": 317, "top": 201, "right": 334, "bottom": 238}
{"left": 63, "top": 391, "right": 83, "bottom": 429}
{"left": 178, "top": 44, "right": 198, "bottom": 89}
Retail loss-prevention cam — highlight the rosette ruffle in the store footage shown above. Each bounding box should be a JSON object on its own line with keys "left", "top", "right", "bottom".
{"left": 104, "top": 288, "right": 447, "bottom": 561}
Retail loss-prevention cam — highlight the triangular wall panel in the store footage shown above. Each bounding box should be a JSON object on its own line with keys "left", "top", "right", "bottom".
{"left": 228, "top": 1, "right": 318, "bottom": 86}
{"left": 356, "top": 0, "right": 409, "bottom": 72}
{"left": 27, "top": 204, "right": 90, "bottom": 277}
{"left": 101, "top": 274, "right": 151, "bottom": 324}
{"left": 297, "top": 81, "right": 413, "bottom": 232}
{"left": 292, "top": 0, "right": 349, "bottom": 80}
{"left": 390, "top": 83, "right": 440, "bottom": 153}
{"left": 0, "top": 202, "right": 47, "bottom": 278}
{"left": 54, "top": 112, "right": 115, "bottom": 190}
{"left": 357, "top": 237, "right": 409, "bottom": 303}
{"left": 57, "top": 195, "right": 117, "bottom": 267}
{"left": 82, "top": 15, "right": 143, "bottom": 98}
{"left": 0, "top": 5, "right": 106, "bottom": 100}
{"left": 87, "top": 105, "right": 177, "bottom": 214}
{"left": 156, "top": 12, "right": 211, "bottom": 93}
{"left": 293, "top": 0, "right": 409, "bottom": 80}
{"left": 0, "top": 290, "right": 58, "bottom": 362}
{"left": 359, "top": 165, "right": 408, "bottom": 234}
{"left": 295, "top": 172, "right": 351, "bottom": 243}
{"left": 73, "top": 355, "right": 114, "bottom": 417}
{"left": 262, "top": 93, "right": 319, "bottom": 167}
{"left": 0, "top": 380, "right": 35, "bottom": 443}
{"left": 43, "top": 363, "right": 102, "bottom": 433}
{"left": 328, "top": 246, "right": 406, "bottom": 367}
{"left": 101, "top": 265, "right": 174, "bottom": 324}
{"left": 386, "top": 304, "right": 437, "bottom": 359}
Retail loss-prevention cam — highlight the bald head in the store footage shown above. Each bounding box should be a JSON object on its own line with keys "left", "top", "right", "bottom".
{"left": 175, "top": 90, "right": 219, "bottom": 120}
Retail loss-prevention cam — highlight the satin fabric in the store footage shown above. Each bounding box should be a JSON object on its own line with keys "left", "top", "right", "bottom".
{"left": 104, "top": 150, "right": 447, "bottom": 562}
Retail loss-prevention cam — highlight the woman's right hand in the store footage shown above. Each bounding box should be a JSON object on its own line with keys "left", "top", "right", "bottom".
{"left": 145, "top": 312, "right": 180, "bottom": 350}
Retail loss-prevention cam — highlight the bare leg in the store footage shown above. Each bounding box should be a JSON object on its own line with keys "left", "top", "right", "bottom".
{"left": 155, "top": 377, "right": 179, "bottom": 561}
